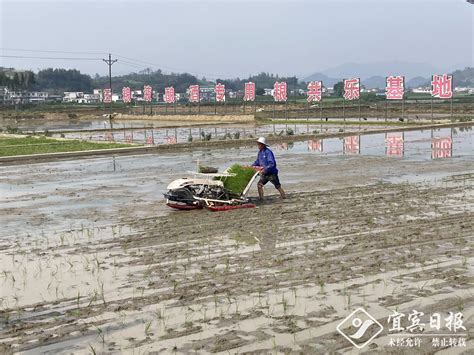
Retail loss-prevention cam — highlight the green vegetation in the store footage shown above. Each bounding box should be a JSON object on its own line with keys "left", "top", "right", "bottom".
{"left": 93, "top": 69, "right": 202, "bottom": 94}
{"left": 1, "top": 68, "right": 92, "bottom": 93}
{"left": 2, "top": 67, "right": 304, "bottom": 95}
{"left": 333, "top": 81, "right": 344, "bottom": 97}
{"left": 0, "top": 136, "right": 132, "bottom": 157}
{"left": 198, "top": 165, "right": 218, "bottom": 173}
{"left": 215, "top": 72, "right": 300, "bottom": 92}
{"left": 34, "top": 68, "right": 93, "bottom": 93}
{"left": 0, "top": 70, "right": 35, "bottom": 90}
{"left": 219, "top": 164, "right": 256, "bottom": 195}
{"left": 453, "top": 67, "right": 474, "bottom": 87}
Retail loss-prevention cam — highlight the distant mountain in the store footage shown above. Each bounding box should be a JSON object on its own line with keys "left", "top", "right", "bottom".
{"left": 361, "top": 76, "right": 386, "bottom": 89}
{"left": 452, "top": 67, "right": 474, "bottom": 87}
{"left": 406, "top": 76, "right": 429, "bottom": 88}
{"left": 306, "top": 61, "right": 440, "bottom": 82}
{"left": 303, "top": 72, "right": 341, "bottom": 87}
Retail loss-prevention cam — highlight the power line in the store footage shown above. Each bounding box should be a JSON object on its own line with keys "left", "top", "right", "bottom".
{"left": 111, "top": 53, "right": 225, "bottom": 78}
{"left": 1, "top": 47, "right": 227, "bottom": 78}
{"left": 0, "top": 47, "right": 107, "bottom": 55}
{"left": 117, "top": 60, "right": 149, "bottom": 69}
{"left": 0, "top": 55, "right": 102, "bottom": 61}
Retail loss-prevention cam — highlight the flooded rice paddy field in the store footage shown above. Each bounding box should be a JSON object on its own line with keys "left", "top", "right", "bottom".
{"left": 0, "top": 126, "right": 473, "bottom": 353}
{"left": 51, "top": 123, "right": 378, "bottom": 146}
{"left": 2, "top": 117, "right": 224, "bottom": 132}
{"left": 1, "top": 116, "right": 413, "bottom": 133}
{"left": 1, "top": 115, "right": 401, "bottom": 145}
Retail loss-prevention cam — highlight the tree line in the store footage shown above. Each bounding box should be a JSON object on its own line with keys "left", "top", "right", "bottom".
{"left": 2, "top": 66, "right": 473, "bottom": 95}
{"left": 0, "top": 67, "right": 305, "bottom": 94}
{"left": 0, "top": 71, "right": 36, "bottom": 90}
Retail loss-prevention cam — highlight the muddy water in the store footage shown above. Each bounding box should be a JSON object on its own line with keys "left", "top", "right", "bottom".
{"left": 0, "top": 116, "right": 410, "bottom": 132}
{"left": 50, "top": 123, "right": 381, "bottom": 144}
{"left": 1, "top": 128, "right": 472, "bottom": 238}
{"left": 0, "top": 127, "right": 473, "bottom": 353}
{"left": 1, "top": 117, "right": 198, "bottom": 131}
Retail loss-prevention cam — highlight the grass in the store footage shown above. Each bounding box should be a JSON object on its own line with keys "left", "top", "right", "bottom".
{"left": 0, "top": 135, "right": 133, "bottom": 157}
{"left": 218, "top": 164, "right": 256, "bottom": 195}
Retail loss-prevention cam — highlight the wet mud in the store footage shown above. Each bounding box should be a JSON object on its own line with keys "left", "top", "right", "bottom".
{"left": 0, "top": 134, "right": 473, "bottom": 353}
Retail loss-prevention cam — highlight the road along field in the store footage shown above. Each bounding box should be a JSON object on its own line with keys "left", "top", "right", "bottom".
{"left": 0, "top": 127, "right": 473, "bottom": 353}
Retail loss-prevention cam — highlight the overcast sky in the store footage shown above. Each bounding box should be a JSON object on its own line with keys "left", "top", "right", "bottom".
{"left": 1, "top": 0, "right": 473, "bottom": 79}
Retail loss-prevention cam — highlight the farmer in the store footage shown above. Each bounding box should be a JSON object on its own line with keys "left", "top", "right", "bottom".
{"left": 252, "top": 137, "right": 286, "bottom": 200}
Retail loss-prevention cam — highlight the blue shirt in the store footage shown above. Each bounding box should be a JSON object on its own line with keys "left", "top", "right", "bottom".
{"left": 252, "top": 147, "right": 278, "bottom": 175}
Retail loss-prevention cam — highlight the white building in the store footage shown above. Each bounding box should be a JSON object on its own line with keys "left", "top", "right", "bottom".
{"left": 77, "top": 93, "right": 100, "bottom": 104}
{"left": 132, "top": 90, "right": 143, "bottom": 101}
{"left": 411, "top": 87, "right": 431, "bottom": 94}
{"left": 4, "top": 90, "right": 49, "bottom": 104}
{"left": 263, "top": 88, "right": 273, "bottom": 96}
{"left": 63, "top": 92, "right": 84, "bottom": 102}
{"left": 25, "top": 91, "right": 49, "bottom": 102}
{"left": 93, "top": 89, "right": 103, "bottom": 101}
{"left": 454, "top": 87, "right": 474, "bottom": 94}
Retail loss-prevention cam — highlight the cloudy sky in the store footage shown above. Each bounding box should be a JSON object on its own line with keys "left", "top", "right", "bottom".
{"left": 1, "top": 0, "right": 473, "bottom": 79}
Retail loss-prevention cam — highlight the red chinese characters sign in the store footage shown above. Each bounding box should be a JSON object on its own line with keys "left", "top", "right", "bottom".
{"left": 385, "top": 132, "right": 404, "bottom": 156}
{"left": 308, "top": 139, "right": 322, "bottom": 152}
{"left": 122, "top": 87, "right": 131, "bottom": 103}
{"left": 343, "top": 136, "right": 360, "bottom": 154}
{"left": 165, "top": 136, "right": 177, "bottom": 145}
{"left": 188, "top": 85, "right": 200, "bottom": 103}
{"left": 215, "top": 83, "right": 225, "bottom": 102}
{"left": 102, "top": 88, "right": 112, "bottom": 103}
{"left": 164, "top": 87, "right": 175, "bottom": 104}
{"left": 431, "top": 74, "right": 453, "bottom": 99}
{"left": 307, "top": 81, "right": 322, "bottom": 102}
{"left": 432, "top": 137, "right": 452, "bottom": 159}
{"left": 386, "top": 76, "right": 404, "bottom": 100}
{"left": 343, "top": 78, "right": 360, "bottom": 100}
{"left": 274, "top": 143, "right": 289, "bottom": 151}
{"left": 143, "top": 85, "right": 153, "bottom": 102}
{"left": 273, "top": 82, "right": 287, "bottom": 102}
{"left": 244, "top": 82, "right": 255, "bottom": 102}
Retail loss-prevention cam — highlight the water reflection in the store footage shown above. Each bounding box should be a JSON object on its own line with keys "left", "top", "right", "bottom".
{"left": 50, "top": 123, "right": 379, "bottom": 145}
{"left": 431, "top": 136, "right": 452, "bottom": 159}
{"left": 307, "top": 139, "right": 322, "bottom": 152}
{"left": 295, "top": 127, "right": 470, "bottom": 161}
{"left": 385, "top": 132, "right": 404, "bottom": 157}
{"left": 343, "top": 136, "right": 360, "bottom": 155}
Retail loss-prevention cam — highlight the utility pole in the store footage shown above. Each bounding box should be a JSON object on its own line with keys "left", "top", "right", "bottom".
{"left": 103, "top": 53, "right": 118, "bottom": 119}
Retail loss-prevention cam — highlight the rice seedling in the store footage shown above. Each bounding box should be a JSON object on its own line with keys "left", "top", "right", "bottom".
{"left": 88, "top": 290, "right": 98, "bottom": 307}
{"left": 456, "top": 296, "right": 465, "bottom": 312}
{"left": 59, "top": 234, "right": 65, "bottom": 246}
{"left": 217, "top": 164, "right": 256, "bottom": 196}
{"left": 145, "top": 320, "right": 153, "bottom": 337}
{"left": 94, "top": 325, "right": 105, "bottom": 344}
{"left": 346, "top": 293, "right": 351, "bottom": 310}
{"left": 282, "top": 294, "right": 288, "bottom": 314}
{"left": 317, "top": 278, "right": 325, "bottom": 294}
